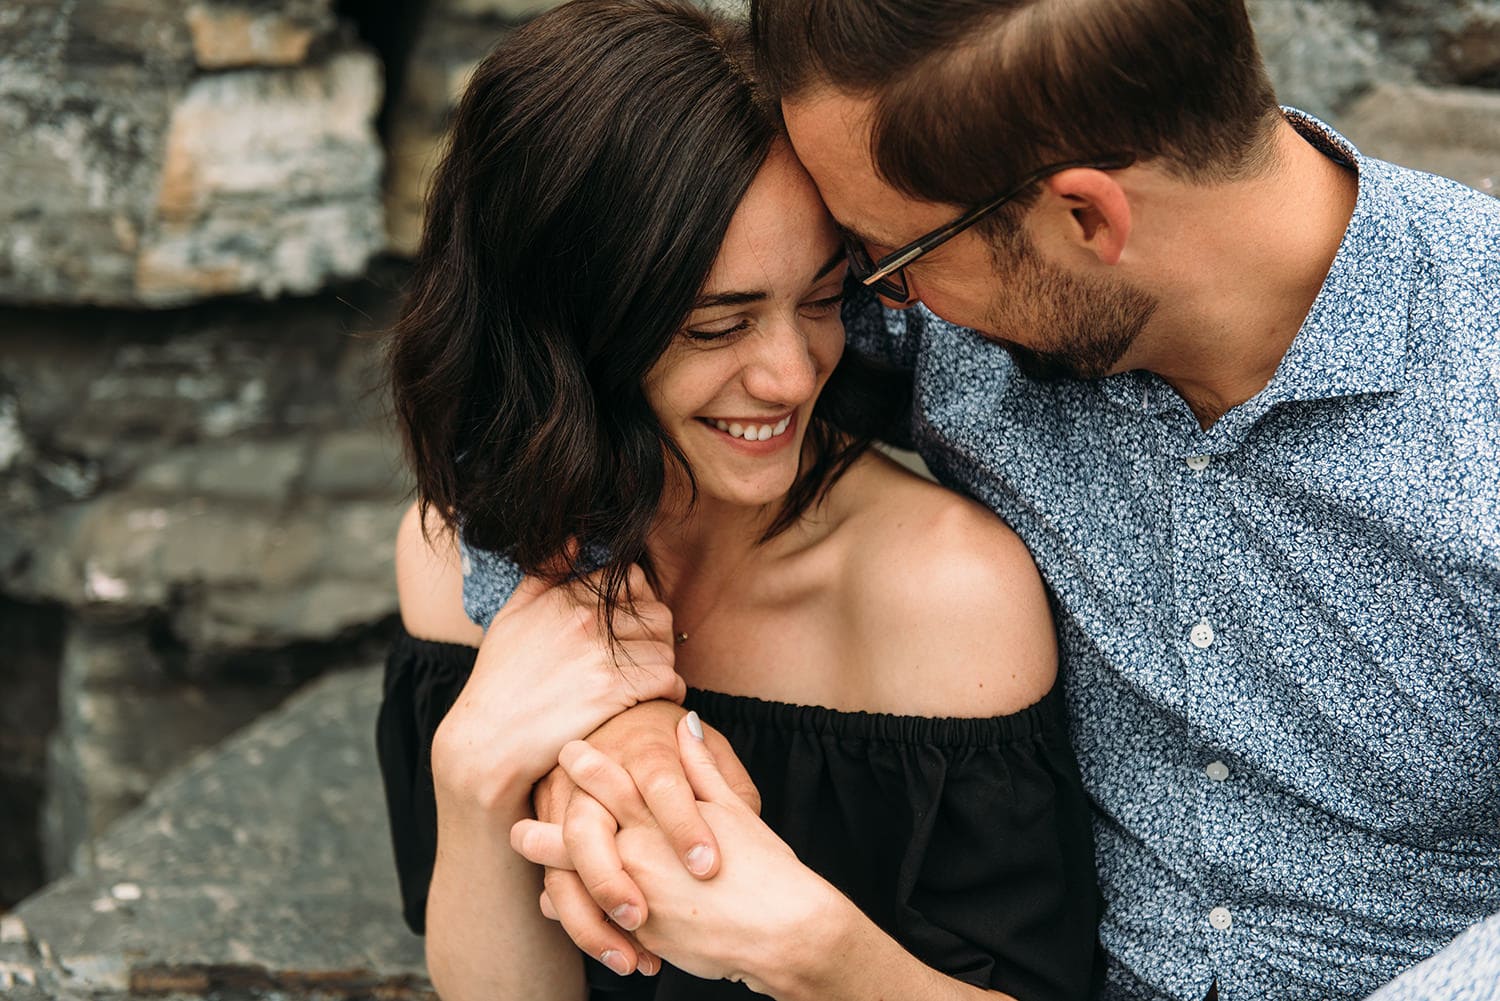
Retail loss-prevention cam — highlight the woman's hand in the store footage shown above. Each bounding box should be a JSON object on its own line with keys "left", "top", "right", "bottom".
{"left": 514, "top": 714, "right": 842, "bottom": 993}
{"left": 431, "top": 566, "right": 686, "bottom": 818}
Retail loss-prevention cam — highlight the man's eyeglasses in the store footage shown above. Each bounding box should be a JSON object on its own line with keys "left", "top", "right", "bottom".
{"left": 843, "top": 154, "right": 1137, "bottom": 302}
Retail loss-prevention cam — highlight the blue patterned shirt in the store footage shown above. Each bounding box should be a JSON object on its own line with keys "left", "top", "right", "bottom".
{"left": 841, "top": 110, "right": 1500, "bottom": 1000}
{"left": 457, "top": 111, "right": 1500, "bottom": 1000}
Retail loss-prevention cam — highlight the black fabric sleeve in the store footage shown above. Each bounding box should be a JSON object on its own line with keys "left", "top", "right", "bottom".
{"left": 680, "top": 685, "right": 1102, "bottom": 1001}
{"left": 373, "top": 630, "right": 656, "bottom": 1000}
{"left": 374, "top": 630, "right": 477, "bottom": 935}
{"left": 890, "top": 722, "right": 1104, "bottom": 1000}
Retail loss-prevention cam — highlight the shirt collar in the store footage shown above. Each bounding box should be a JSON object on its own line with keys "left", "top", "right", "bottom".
{"left": 1099, "top": 108, "right": 1414, "bottom": 423}
{"left": 1252, "top": 108, "right": 1413, "bottom": 406}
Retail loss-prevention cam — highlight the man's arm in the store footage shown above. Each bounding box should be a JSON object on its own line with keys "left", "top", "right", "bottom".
{"left": 1364, "top": 913, "right": 1500, "bottom": 1001}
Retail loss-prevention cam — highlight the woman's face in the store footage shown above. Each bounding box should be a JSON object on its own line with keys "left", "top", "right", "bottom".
{"left": 645, "top": 143, "right": 848, "bottom": 512}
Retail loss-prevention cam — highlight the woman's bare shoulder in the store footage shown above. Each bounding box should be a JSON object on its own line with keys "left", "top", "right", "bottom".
{"left": 395, "top": 502, "right": 484, "bottom": 648}
{"left": 833, "top": 453, "right": 1057, "bottom": 717}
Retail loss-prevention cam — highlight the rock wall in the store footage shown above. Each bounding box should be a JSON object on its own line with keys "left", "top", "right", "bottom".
{"left": 0, "top": 0, "right": 385, "bottom": 308}
{"left": 0, "top": 0, "right": 1497, "bottom": 920}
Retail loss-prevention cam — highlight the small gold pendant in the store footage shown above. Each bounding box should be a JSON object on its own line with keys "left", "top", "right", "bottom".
{"left": 675, "top": 632, "right": 688, "bottom": 645}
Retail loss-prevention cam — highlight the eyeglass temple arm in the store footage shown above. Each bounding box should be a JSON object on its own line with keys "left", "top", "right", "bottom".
{"left": 861, "top": 154, "right": 1137, "bottom": 285}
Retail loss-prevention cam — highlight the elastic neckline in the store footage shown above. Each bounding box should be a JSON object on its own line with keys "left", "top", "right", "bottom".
{"left": 684, "top": 683, "right": 1064, "bottom": 748}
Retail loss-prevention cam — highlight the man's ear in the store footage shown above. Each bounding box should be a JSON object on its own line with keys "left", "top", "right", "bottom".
{"left": 1042, "top": 167, "right": 1132, "bottom": 266}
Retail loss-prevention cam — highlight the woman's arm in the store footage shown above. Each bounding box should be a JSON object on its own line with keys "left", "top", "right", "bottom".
{"left": 391, "top": 504, "right": 684, "bottom": 1000}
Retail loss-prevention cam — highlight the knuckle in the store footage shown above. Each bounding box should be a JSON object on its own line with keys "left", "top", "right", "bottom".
{"left": 641, "top": 771, "right": 685, "bottom": 804}
{"left": 583, "top": 874, "right": 633, "bottom": 908}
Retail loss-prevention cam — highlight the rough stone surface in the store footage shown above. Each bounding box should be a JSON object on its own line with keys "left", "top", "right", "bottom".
{"left": 1249, "top": 0, "right": 1394, "bottom": 120}
{"left": 1339, "top": 82, "right": 1500, "bottom": 196}
{"left": 383, "top": 9, "right": 510, "bottom": 256}
{"left": 0, "top": 277, "right": 412, "bottom": 874}
{"left": 383, "top": 0, "right": 746, "bottom": 255}
{"left": 185, "top": 0, "right": 336, "bottom": 70}
{"left": 10, "top": 666, "right": 432, "bottom": 1000}
{"left": 0, "top": 0, "right": 384, "bottom": 307}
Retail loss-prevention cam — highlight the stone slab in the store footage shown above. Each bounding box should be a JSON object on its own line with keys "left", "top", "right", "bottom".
{"left": 12, "top": 665, "right": 431, "bottom": 1000}
{"left": 1338, "top": 81, "right": 1500, "bottom": 196}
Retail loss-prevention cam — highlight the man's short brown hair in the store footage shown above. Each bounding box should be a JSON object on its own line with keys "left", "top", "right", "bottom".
{"left": 752, "top": 0, "right": 1281, "bottom": 211}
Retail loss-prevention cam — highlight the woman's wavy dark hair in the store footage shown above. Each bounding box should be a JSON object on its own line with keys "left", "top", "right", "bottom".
{"left": 389, "top": 0, "right": 908, "bottom": 636}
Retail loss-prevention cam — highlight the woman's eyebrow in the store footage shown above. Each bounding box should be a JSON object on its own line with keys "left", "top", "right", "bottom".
{"left": 691, "top": 250, "right": 849, "bottom": 310}
{"left": 812, "top": 248, "right": 847, "bottom": 281}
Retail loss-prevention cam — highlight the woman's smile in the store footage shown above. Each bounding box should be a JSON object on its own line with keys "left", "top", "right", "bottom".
{"left": 696, "top": 410, "right": 796, "bottom": 446}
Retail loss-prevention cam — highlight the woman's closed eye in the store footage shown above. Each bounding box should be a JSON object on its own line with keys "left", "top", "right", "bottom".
{"left": 684, "top": 318, "right": 751, "bottom": 343}
{"left": 799, "top": 291, "right": 845, "bottom": 319}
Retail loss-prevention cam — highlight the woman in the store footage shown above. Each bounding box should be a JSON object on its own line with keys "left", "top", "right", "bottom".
{"left": 378, "top": 2, "right": 1100, "bottom": 999}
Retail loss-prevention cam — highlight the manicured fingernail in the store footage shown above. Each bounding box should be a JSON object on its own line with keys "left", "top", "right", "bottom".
{"left": 601, "top": 950, "right": 631, "bottom": 976}
{"left": 685, "top": 710, "right": 704, "bottom": 740}
{"left": 610, "top": 903, "right": 641, "bottom": 931}
{"left": 685, "top": 843, "right": 713, "bottom": 876}
{"left": 639, "top": 952, "right": 660, "bottom": 976}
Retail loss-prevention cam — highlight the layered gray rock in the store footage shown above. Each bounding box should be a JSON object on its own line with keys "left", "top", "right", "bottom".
{"left": 6, "top": 665, "right": 431, "bottom": 1000}
{"left": 0, "top": 280, "right": 411, "bottom": 870}
{"left": 0, "top": 0, "right": 383, "bottom": 307}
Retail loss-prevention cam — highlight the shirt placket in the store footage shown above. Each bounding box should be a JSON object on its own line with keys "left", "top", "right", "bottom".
{"left": 1168, "top": 431, "right": 1241, "bottom": 995}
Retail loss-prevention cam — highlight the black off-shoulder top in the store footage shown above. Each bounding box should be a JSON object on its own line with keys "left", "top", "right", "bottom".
{"left": 376, "top": 629, "right": 1103, "bottom": 1001}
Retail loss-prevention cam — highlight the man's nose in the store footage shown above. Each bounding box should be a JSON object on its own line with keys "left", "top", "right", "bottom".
{"left": 878, "top": 291, "right": 919, "bottom": 310}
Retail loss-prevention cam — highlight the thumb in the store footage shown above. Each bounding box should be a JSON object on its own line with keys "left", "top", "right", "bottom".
{"left": 676, "top": 712, "right": 742, "bottom": 809}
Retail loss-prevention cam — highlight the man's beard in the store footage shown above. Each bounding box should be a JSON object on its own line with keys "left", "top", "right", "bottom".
{"left": 985, "top": 237, "right": 1157, "bottom": 382}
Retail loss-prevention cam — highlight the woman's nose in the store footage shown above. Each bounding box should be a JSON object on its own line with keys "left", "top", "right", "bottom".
{"left": 742, "top": 318, "right": 818, "bottom": 405}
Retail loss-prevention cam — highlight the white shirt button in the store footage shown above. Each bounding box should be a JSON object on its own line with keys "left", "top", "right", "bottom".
{"left": 1185, "top": 454, "right": 1211, "bottom": 471}
{"left": 1208, "top": 907, "right": 1233, "bottom": 931}
{"left": 1205, "top": 760, "right": 1230, "bottom": 782}
{"left": 1189, "top": 618, "right": 1216, "bottom": 649}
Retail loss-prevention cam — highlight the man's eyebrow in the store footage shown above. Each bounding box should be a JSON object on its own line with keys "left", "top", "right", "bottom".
{"left": 691, "top": 250, "right": 849, "bottom": 309}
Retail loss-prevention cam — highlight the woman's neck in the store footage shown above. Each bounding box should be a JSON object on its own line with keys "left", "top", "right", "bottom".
{"left": 645, "top": 492, "right": 782, "bottom": 604}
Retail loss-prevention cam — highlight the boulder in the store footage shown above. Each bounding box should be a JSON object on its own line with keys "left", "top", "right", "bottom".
{"left": 0, "top": 0, "right": 384, "bottom": 307}
{"left": 9, "top": 666, "right": 431, "bottom": 1001}
{"left": 1339, "top": 82, "right": 1500, "bottom": 195}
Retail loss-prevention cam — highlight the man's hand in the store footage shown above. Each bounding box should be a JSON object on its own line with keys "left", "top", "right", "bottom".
{"left": 431, "top": 566, "right": 684, "bottom": 808}
{"left": 515, "top": 700, "right": 761, "bottom": 976}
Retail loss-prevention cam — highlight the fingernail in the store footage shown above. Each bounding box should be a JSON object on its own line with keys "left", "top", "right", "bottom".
{"left": 685, "top": 843, "right": 713, "bottom": 876}
{"left": 685, "top": 710, "right": 704, "bottom": 741}
{"left": 610, "top": 903, "right": 641, "bottom": 931}
{"left": 601, "top": 950, "right": 631, "bottom": 977}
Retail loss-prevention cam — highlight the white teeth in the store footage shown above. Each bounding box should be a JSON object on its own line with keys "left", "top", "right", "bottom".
{"left": 706, "top": 416, "right": 794, "bottom": 440}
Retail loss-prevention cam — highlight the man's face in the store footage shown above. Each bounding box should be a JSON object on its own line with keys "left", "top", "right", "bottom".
{"left": 782, "top": 89, "right": 1155, "bottom": 380}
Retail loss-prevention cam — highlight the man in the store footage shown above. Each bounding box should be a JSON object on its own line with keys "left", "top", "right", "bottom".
{"left": 484, "top": 1, "right": 1500, "bottom": 997}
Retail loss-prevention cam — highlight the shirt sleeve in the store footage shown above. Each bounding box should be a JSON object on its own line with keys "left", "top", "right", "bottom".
{"left": 1363, "top": 912, "right": 1500, "bottom": 1001}
{"left": 841, "top": 281, "right": 925, "bottom": 371}
{"left": 458, "top": 539, "right": 524, "bottom": 630}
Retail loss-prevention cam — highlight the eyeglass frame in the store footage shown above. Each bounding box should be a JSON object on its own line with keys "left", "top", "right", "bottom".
{"left": 843, "top": 153, "right": 1138, "bottom": 302}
